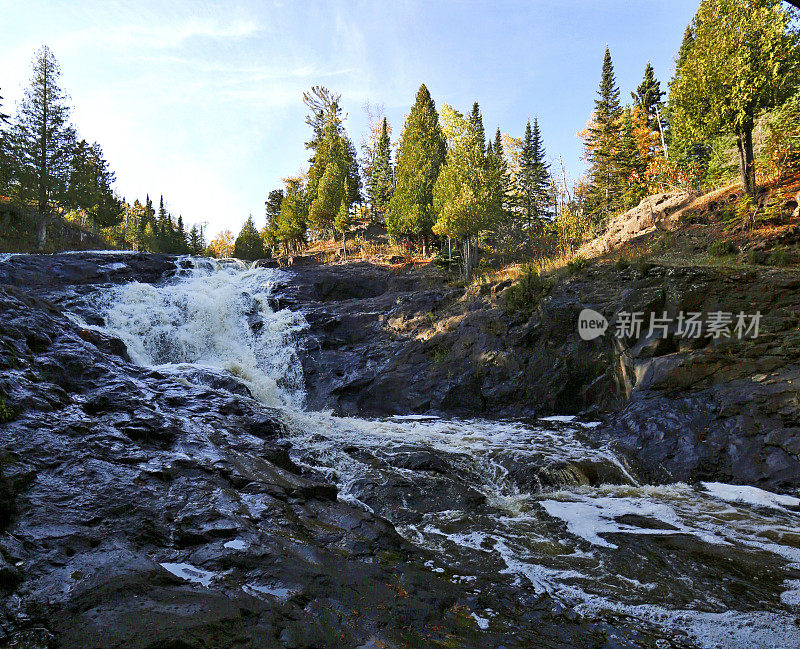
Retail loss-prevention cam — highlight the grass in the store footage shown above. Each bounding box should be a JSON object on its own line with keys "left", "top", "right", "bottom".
{"left": 708, "top": 241, "right": 737, "bottom": 257}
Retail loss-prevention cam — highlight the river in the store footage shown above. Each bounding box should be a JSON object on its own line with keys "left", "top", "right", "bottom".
{"left": 91, "top": 258, "right": 800, "bottom": 649}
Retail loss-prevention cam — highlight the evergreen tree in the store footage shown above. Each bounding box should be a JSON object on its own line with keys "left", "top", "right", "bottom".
{"left": 0, "top": 88, "right": 9, "bottom": 125}
{"left": 614, "top": 108, "right": 648, "bottom": 209}
{"left": 263, "top": 188, "right": 284, "bottom": 252}
{"left": 433, "top": 104, "right": 503, "bottom": 278}
{"left": 234, "top": 214, "right": 265, "bottom": 261}
{"left": 517, "top": 118, "right": 551, "bottom": 231}
{"left": 308, "top": 162, "right": 344, "bottom": 232}
{"left": 386, "top": 84, "right": 446, "bottom": 254}
{"left": 275, "top": 176, "right": 308, "bottom": 253}
{"left": 66, "top": 140, "right": 121, "bottom": 230}
{"left": 631, "top": 62, "right": 665, "bottom": 130}
{"left": 492, "top": 126, "right": 513, "bottom": 217}
{"left": 188, "top": 224, "right": 201, "bottom": 255}
{"left": 468, "top": 102, "right": 486, "bottom": 157}
{"left": 13, "top": 45, "right": 76, "bottom": 246}
{"left": 585, "top": 46, "right": 623, "bottom": 221}
{"left": 669, "top": 0, "right": 799, "bottom": 196}
{"left": 368, "top": 117, "right": 394, "bottom": 215}
{"left": 176, "top": 215, "right": 188, "bottom": 253}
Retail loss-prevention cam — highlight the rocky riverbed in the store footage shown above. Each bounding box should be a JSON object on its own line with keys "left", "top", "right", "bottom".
{"left": 0, "top": 252, "right": 798, "bottom": 649}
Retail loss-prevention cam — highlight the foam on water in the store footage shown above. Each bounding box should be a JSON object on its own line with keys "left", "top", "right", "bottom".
{"left": 95, "top": 259, "right": 800, "bottom": 649}
{"left": 101, "top": 258, "right": 307, "bottom": 409}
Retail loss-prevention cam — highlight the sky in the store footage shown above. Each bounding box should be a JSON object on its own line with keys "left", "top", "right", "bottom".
{"left": 0, "top": 0, "right": 699, "bottom": 238}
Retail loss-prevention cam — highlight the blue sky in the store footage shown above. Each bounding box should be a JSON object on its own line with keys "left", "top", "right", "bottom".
{"left": 1, "top": 0, "right": 699, "bottom": 237}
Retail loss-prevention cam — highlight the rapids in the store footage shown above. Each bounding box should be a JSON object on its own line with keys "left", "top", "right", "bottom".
{"left": 95, "top": 258, "right": 800, "bottom": 649}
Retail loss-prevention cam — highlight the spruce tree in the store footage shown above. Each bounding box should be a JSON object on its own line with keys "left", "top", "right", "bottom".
{"left": 308, "top": 162, "right": 344, "bottom": 233}
{"left": 234, "top": 214, "right": 266, "bottom": 261}
{"left": 469, "top": 102, "right": 485, "bottom": 157}
{"left": 386, "top": 84, "right": 446, "bottom": 253}
{"left": 368, "top": 117, "right": 394, "bottom": 215}
{"left": 631, "top": 62, "right": 665, "bottom": 130}
{"left": 13, "top": 46, "right": 76, "bottom": 245}
{"left": 614, "top": 108, "right": 647, "bottom": 209}
{"left": 586, "top": 46, "right": 623, "bottom": 221}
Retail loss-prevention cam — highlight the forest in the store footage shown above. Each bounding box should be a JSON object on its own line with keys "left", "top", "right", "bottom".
{"left": 1, "top": 0, "right": 799, "bottom": 278}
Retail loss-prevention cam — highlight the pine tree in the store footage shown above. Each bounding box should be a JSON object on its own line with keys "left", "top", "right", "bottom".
{"left": 188, "top": 225, "right": 201, "bottom": 255}
{"left": 13, "top": 46, "right": 76, "bottom": 246}
{"left": 176, "top": 215, "right": 188, "bottom": 253}
{"left": 263, "top": 188, "right": 284, "bottom": 252}
{"left": 368, "top": 117, "right": 394, "bottom": 215}
{"left": 234, "top": 214, "right": 265, "bottom": 261}
{"left": 386, "top": 84, "right": 446, "bottom": 254}
{"left": 585, "top": 46, "right": 623, "bottom": 221}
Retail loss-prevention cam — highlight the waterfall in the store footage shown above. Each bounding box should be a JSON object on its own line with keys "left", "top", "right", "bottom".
{"left": 102, "top": 257, "right": 307, "bottom": 409}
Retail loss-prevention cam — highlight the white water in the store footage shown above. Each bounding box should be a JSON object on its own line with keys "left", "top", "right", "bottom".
{"left": 97, "top": 259, "right": 800, "bottom": 648}
{"left": 101, "top": 258, "right": 307, "bottom": 409}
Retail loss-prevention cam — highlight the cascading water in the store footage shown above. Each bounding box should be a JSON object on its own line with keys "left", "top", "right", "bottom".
{"left": 102, "top": 258, "right": 307, "bottom": 409}
{"left": 97, "top": 258, "right": 800, "bottom": 649}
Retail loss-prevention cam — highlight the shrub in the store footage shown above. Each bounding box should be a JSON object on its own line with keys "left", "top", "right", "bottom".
{"left": 708, "top": 241, "right": 737, "bottom": 257}
{"left": 566, "top": 256, "right": 587, "bottom": 275}
{"left": 614, "top": 257, "right": 630, "bottom": 270}
{"left": 505, "top": 264, "right": 551, "bottom": 314}
{"left": 763, "top": 89, "right": 800, "bottom": 178}
{"left": 633, "top": 255, "right": 652, "bottom": 275}
{"left": 769, "top": 249, "right": 793, "bottom": 267}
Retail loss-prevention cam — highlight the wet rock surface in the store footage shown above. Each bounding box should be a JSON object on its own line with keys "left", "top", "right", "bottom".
{"left": 0, "top": 254, "right": 697, "bottom": 648}
{"left": 286, "top": 261, "right": 800, "bottom": 492}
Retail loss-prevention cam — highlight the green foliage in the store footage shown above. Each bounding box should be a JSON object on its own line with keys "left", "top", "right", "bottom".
{"left": 631, "top": 62, "right": 665, "bottom": 131}
{"left": 367, "top": 118, "right": 394, "bottom": 214}
{"left": 763, "top": 88, "right": 800, "bottom": 177}
{"left": 233, "top": 214, "right": 265, "bottom": 261}
{"left": 708, "top": 240, "right": 736, "bottom": 256}
{"left": 614, "top": 257, "right": 630, "bottom": 270}
{"left": 274, "top": 176, "right": 308, "bottom": 253}
{"left": 309, "top": 162, "right": 345, "bottom": 233}
{"left": 669, "top": 0, "right": 799, "bottom": 195}
{"left": 517, "top": 118, "right": 551, "bottom": 230}
{"left": 386, "top": 84, "right": 446, "bottom": 242}
{"left": 585, "top": 47, "right": 622, "bottom": 221}
{"left": 566, "top": 256, "right": 587, "bottom": 275}
{"left": 505, "top": 264, "right": 551, "bottom": 313}
{"left": 0, "top": 396, "right": 14, "bottom": 423}
{"left": 633, "top": 255, "right": 652, "bottom": 275}
{"left": 769, "top": 248, "right": 794, "bottom": 267}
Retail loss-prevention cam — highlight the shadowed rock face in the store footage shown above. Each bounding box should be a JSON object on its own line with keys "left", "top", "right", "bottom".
{"left": 285, "top": 262, "right": 800, "bottom": 492}
{"left": 0, "top": 255, "right": 690, "bottom": 649}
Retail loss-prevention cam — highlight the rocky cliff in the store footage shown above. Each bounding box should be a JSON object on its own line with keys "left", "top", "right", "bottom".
{"left": 285, "top": 261, "right": 800, "bottom": 492}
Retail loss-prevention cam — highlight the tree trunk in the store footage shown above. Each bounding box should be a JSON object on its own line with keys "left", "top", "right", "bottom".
{"left": 342, "top": 231, "right": 347, "bottom": 261}
{"left": 736, "top": 128, "right": 756, "bottom": 197}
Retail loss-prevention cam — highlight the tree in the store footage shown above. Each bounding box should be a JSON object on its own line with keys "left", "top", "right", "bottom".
{"left": 517, "top": 118, "right": 551, "bottom": 233}
{"left": 208, "top": 229, "right": 235, "bottom": 258}
{"left": 584, "top": 46, "right": 622, "bottom": 221}
{"left": 308, "top": 162, "right": 344, "bottom": 232}
{"left": 66, "top": 140, "right": 121, "bottom": 230}
{"left": 386, "top": 84, "right": 446, "bottom": 254}
{"left": 262, "top": 188, "right": 284, "bottom": 252}
{"left": 367, "top": 117, "right": 394, "bottom": 215}
{"left": 632, "top": 62, "right": 665, "bottom": 130}
{"left": 303, "top": 86, "right": 359, "bottom": 237}
{"left": 669, "top": 0, "right": 799, "bottom": 196}
{"left": 234, "top": 214, "right": 265, "bottom": 260}
{"left": 13, "top": 46, "right": 76, "bottom": 246}
{"left": 275, "top": 175, "right": 308, "bottom": 253}
{"left": 0, "top": 88, "right": 9, "bottom": 126}
{"left": 334, "top": 178, "right": 352, "bottom": 260}
{"left": 433, "top": 104, "right": 503, "bottom": 278}
{"left": 614, "top": 108, "right": 648, "bottom": 208}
